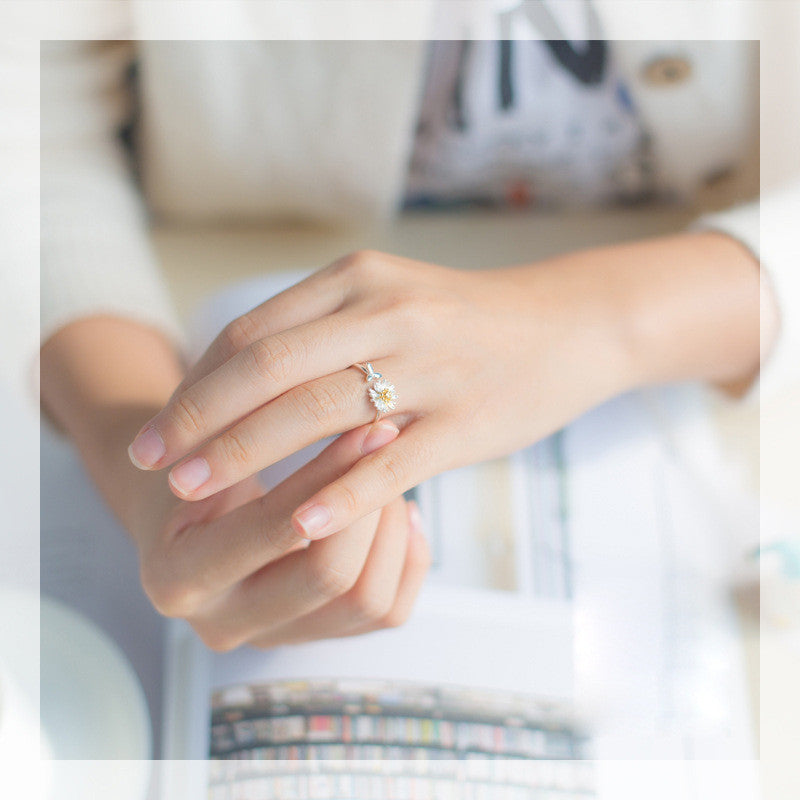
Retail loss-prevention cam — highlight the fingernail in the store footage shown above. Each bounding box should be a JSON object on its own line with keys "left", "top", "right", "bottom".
{"left": 361, "top": 421, "right": 399, "bottom": 455}
{"left": 128, "top": 427, "right": 165, "bottom": 469}
{"left": 169, "top": 457, "right": 211, "bottom": 495}
{"left": 293, "top": 503, "right": 332, "bottom": 539}
{"left": 407, "top": 500, "right": 423, "bottom": 534}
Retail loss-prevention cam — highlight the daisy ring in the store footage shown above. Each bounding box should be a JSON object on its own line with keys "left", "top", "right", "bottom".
{"left": 353, "top": 362, "right": 398, "bottom": 421}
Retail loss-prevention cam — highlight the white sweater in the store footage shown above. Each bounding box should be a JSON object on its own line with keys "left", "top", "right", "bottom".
{"left": 31, "top": 1, "right": 800, "bottom": 401}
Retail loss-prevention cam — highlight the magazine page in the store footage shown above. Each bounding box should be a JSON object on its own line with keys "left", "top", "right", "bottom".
{"left": 566, "top": 388, "right": 756, "bottom": 763}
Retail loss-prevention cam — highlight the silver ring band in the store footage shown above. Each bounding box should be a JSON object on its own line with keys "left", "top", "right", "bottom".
{"left": 353, "top": 362, "right": 398, "bottom": 421}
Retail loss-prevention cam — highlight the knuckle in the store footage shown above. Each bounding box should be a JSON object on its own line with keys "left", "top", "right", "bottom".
{"left": 338, "top": 249, "right": 382, "bottom": 282}
{"left": 331, "top": 480, "right": 361, "bottom": 518}
{"left": 374, "top": 449, "right": 412, "bottom": 493}
{"left": 380, "top": 606, "right": 412, "bottom": 629}
{"left": 222, "top": 313, "right": 260, "bottom": 355}
{"left": 345, "top": 248, "right": 378, "bottom": 268}
{"left": 256, "top": 499, "right": 299, "bottom": 551}
{"left": 246, "top": 334, "right": 296, "bottom": 384}
{"left": 218, "top": 427, "right": 255, "bottom": 468}
{"left": 139, "top": 552, "right": 204, "bottom": 619}
{"left": 172, "top": 392, "right": 206, "bottom": 436}
{"left": 192, "top": 623, "right": 241, "bottom": 654}
{"left": 293, "top": 380, "right": 347, "bottom": 428}
{"left": 305, "top": 556, "right": 360, "bottom": 600}
{"left": 347, "top": 585, "right": 394, "bottom": 624}
{"left": 382, "top": 287, "right": 417, "bottom": 313}
{"left": 388, "top": 290, "right": 449, "bottom": 332}
{"left": 390, "top": 297, "right": 426, "bottom": 333}
{"left": 244, "top": 337, "right": 274, "bottom": 380}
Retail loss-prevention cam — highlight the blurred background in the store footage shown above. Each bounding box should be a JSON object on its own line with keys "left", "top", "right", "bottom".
{"left": 2, "top": 1, "right": 800, "bottom": 799}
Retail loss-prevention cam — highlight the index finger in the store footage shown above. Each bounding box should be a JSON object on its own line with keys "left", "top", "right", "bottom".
{"left": 180, "top": 260, "right": 351, "bottom": 390}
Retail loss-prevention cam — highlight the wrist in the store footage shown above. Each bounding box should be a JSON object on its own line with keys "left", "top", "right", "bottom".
{"left": 607, "top": 232, "right": 761, "bottom": 391}
{"left": 509, "top": 231, "right": 760, "bottom": 402}
{"left": 491, "top": 252, "right": 643, "bottom": 403}
{"left": 88, "top": 407, "right": 183, "bottom": 542}
{"left": 41, "top": 316, "right": 185, "bottom": 533}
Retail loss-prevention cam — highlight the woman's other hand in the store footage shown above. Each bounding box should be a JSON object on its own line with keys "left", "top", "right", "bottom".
{"left": 135, "top": 421, "right": 430, "bottom": 652}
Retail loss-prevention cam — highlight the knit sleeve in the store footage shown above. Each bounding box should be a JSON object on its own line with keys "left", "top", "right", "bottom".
{"left": 40, "top": 40, "right": 183, "bottom": 352}
{"left": 691, "top": 184, "right": 800, "bottom": 402}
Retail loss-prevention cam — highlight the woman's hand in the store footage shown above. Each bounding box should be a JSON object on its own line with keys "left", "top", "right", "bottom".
{"left": 146, "top": 421, "right": 430, "bottom": 651}
{"left": 40, "top": 317, "right": 430, "bottom": 651}
{"left": 128, "top": 233, "right": 761, "bottom": 541}
{"left": 123, "top": 418, "right": 430, "bottom": 652}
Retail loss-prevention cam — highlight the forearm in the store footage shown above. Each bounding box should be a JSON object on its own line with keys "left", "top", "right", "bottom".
{"left": 506, "top": 231, "right": 763, "bottom": 397}
{"left": 40, "top": 316, "right": 185, "bottom": 532}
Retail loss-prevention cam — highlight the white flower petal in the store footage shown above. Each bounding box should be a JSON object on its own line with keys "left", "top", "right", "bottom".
{"left": 368, "top": 379, "right": 398, "bottom": 413}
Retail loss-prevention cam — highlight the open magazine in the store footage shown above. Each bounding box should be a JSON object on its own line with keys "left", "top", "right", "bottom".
{"left": 160, "top": 275, "right": 757, "bottom": 799}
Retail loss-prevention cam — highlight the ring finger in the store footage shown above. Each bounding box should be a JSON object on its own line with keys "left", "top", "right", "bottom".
{"left": 167, "top": 358, "right": 410, "bottom": 501}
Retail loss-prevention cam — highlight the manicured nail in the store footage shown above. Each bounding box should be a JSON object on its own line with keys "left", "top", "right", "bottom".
{"left": 128, "top": 427, "right": 165, "bottom": 469}
{"left": 169, "top": 457, "right": 211, "bottom": 495}
{"left": 293, "top": 504, "right": 332, "bottom": 539}
{"left": 361, "top": 421, "right": 399, "bottom": 455}
{"left": 407, "top": 500, "right": 423, "bottom": 534}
